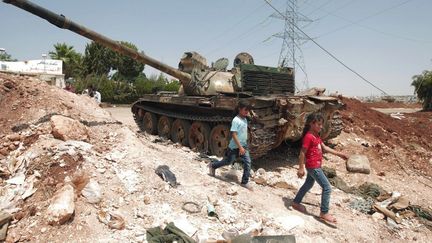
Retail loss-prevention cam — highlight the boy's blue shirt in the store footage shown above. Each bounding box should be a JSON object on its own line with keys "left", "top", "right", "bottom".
{"left": 228, "top": 115, "right": 248, "bottom": 149}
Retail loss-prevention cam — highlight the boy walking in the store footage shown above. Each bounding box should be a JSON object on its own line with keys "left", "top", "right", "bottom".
{"left": 209, "top": 100, "right": 253, "bottom": 190}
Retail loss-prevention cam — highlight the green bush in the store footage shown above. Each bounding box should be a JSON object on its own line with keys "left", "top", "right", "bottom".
{"left": 73, "top": 73, "right": 180, "bottom": 104}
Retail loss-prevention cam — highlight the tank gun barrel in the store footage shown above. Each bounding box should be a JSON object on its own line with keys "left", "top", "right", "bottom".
{"left": 3, "top": 0, "right": 192, "bottom": 82}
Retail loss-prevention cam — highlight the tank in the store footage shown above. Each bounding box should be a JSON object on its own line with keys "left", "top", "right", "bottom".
{"left": 5, "top": 0, "right": 343, "bottom": 159}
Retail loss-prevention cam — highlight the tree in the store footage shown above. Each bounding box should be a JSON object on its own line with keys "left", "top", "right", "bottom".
{"left": 82, "top": 41, "right": 144, "bottom": 81}
{"left": 0, "top": 51, "right": 17, "bottom": 61}
{"left": 112, "top": 41, "right": 144, "bottom": 82}
{"left": 412, "top": 70, "right": 432, "bottom": 111}
{"left": 49, "top": 43, "right": 82, "bottom": 78}
{"left": 82, "top": 42, "right": 114, "bottom": 76}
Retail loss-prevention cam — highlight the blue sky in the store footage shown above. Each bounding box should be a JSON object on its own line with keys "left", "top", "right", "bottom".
{"left": 2, "top": 0, "right": 431, "bottom": 96}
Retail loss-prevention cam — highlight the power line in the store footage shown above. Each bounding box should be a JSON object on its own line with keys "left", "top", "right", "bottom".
{"left": 264, "top": 0, "right": 390, "bottom": 95}
{"left": 308, "top": 2, "right": 432, "bottom": 43}
{"left": 303, "top": 0, "right": 334, "bottom": 16}
{"left": 311, "top": 0, "right": 357, "bottom": 22}
{"left": 316, "top": 0, "right": 415, "bottom": 38}
{"left": 204, "top": 16, "right": 272, "bottom": 56}
{"left": 197, "top": 2, "right": 267, "bottom": 51}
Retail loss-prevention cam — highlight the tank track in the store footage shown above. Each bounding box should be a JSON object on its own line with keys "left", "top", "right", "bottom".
{"left": 133, "top": 103, "right": 344, "bottom": 158}
{"left": 133, "top": 104, "right": 277, "bottom": 159}
{"left": 248, "top": 125, "right": 277, "bottom": 159}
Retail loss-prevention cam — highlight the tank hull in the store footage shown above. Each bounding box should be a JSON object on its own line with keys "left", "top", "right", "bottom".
{"left": 131, "top": 94, "right": 343, "bottom": 159}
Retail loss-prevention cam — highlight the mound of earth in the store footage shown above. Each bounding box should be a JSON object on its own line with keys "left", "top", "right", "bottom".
{"left": 340, "top": 97, "right": 431, "bottom": 175}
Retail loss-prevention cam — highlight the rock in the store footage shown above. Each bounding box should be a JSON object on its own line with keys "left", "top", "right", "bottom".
{"left": 173, "top": 216, "right": 197, "bottom": 237}
{"left": 346, "top": 154, "right": 371, "bottom": 174}
{"left": 253, "top": 175, "right": 267, "bottom": 185}
{"left": 3, "top": 80, "right": 15, "bottom": 89}
{"left": 0, "top": 222, "right": 9, "bottom": 242}
{"left": 46, "top": 184, "right": 75, "bottom": 225}
{"left": 256, "top": 168, "right": 266, "bottom": 175}
{"left": 50, "top": 115, "right": 89, "bottom": 142}
{"left": 81, "top": 179, "right": 102, "bottom": 204}
{"left": 143, "top": 195, "right": 151, "bottom": 205}
{"left": 6, "top": 134, "right": 21, "bottom": 142}
{"left": 227, "top": 186, "right": 239, "bottom": 196}
{"left": 270, "top": 179, "right": 296, "bottom": 190}
{"left": 275, "top": 215, "right": 304, "bottom": 231}
{"left": 8, "top": 144, "right": 16, "bottom": 151}
{"left": 97, "top": 210, "right": 125, "bottom": 230}
{"left": 372, "top": 212, "right": 385, "bottom": 222}
{"left": 0, "top": 148, "right": 8, "bottom": 156}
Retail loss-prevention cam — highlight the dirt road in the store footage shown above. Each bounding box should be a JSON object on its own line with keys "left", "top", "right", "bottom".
{"left": 105, "top": 106, "right": 138, "bottom": 130}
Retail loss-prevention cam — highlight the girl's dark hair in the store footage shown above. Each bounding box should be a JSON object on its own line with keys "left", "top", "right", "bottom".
{"left": 302, "top": 112, "right": 324, "bottom": 138}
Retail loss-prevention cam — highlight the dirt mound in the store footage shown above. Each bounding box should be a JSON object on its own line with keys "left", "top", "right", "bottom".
{"left": 365, "top": 101, "right": 422, "bottom": 109}
{"left": 340, "top": 97, "right": 431, "bottom": 175}
{"left": 0, "top": 72, "right": 113, "bottom": 135}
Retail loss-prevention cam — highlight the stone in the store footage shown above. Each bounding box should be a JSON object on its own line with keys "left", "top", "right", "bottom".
{"left": 275, "top": 215, "right": 304, "bottom": 231}
{"left": 81, "top": 179, "right": 102, "bottom": 204}
{"left": 0, "top": 148, "right": 8, "bottom": 156}
{"left": 8, "top": 144, "right": 16, "bottom": 151}
{"left": 173, "top": 217, "right": 197, "bottom": 237}
{"left": 372, "top": 212, "right": 385, "bottom": 222}
{"left": 6, "top": 134, "right": 21, "bottom": 142}
{"left": 253, "top": 175, "right": 267, "bottom": 185}
{"left": 143, "top": 195, "right": 151, "bottom": 205}
{"left": 346, "top": 154, "right": 371, "bottom": 174}
{"left": 50, "top": 115, "right": 89, "bottom": 142}
{"left": 270, "top": 180, "right": 296, "bottom": 190}
{"left": 256, "top": 168, "right": 266, "bottom": 175}
{"left": 227, "top": 186, "right": 238, "bottom": 196}
{"left": 98, "top": 210, "right": 125, "bottom": 230}
{"left": 46, "top": 184, "right": 75, "bottom": 225}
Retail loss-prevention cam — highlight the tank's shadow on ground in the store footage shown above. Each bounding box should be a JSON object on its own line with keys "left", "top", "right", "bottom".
{"left": 252, "top": 142, "right": 301, "bottom": 172}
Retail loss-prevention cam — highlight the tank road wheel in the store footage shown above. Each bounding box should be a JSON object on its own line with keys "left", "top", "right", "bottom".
{"left": 171, "top": 119, "right": 191, "bottom": 146}
{"left": 143, "top": 112, "right": 158, "bottom": 134}
{"left": 134, "top": 108, "right": 146, "bottom": 131}
{"left": 209, "top": 124, "right": 230, "bottom": 157}
{"left": 157, "top": 116, "right": 173, "bottom": 139}
{"left": 188, "top": 122, "right": 211, "bottom": 153}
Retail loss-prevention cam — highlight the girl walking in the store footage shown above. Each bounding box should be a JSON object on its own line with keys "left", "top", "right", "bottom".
{"left": 292, "top": 113, "right": 348, "bottom": 224}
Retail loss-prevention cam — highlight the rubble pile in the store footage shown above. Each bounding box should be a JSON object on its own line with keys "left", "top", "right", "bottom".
{"left": 0, "top": 73, "right": 431, "bottom": 242}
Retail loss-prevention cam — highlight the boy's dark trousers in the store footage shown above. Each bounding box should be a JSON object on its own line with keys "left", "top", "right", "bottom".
{"left": 211, "top": 148, "right": 252, "bottom": 185}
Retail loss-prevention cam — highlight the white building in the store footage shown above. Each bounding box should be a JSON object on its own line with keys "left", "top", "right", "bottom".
{"left": 0, "top": 59, "right": 65, "bottom": 87}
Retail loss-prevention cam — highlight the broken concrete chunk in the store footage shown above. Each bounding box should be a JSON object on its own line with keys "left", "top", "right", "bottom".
{"left": 50, "top": 115, "right": 89, "bottom": 142}
{"left": 372, "top": 212, "right": 385, "bottom": 222}
{"left": 97, "top": 210, "right": 125, "bottom": 230}
{"left": 81, "top": 178, "right": 102, "bottom": 204}
{"left": 346, "top": 154, "right": 371, "bottom": 174}
{"left": 46, "top": 184, "right": 75, "bottom": 225}
{"left": 389, "top": 196, "right": 410, "bottom": 211}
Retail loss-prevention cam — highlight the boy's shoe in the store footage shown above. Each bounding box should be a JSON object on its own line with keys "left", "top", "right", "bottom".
{"left": 240, "top": 183, "right": 254, "bottom": 191}
{"left": 208, "top": 163, "right": 216, "bottom": 176}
